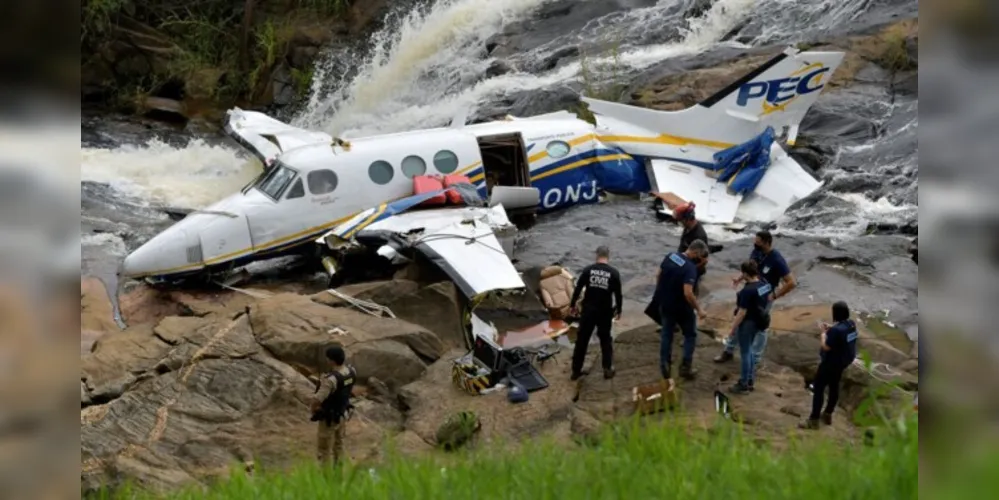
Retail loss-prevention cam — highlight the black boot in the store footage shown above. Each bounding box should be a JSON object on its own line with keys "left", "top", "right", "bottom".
{"left": 729, "top": 382, "right": 752, "bottom": 395}
{"left": 713, "top": 351, "right": 734, "bottom": 363}
{"left": 799, "top": 418, "right": 820, "bottom": 430}
{"left": 679, "top": 361, "right": 697, "bottom": 380}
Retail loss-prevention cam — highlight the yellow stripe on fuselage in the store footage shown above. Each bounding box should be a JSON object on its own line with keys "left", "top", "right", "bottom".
{"left": 137, "top": 132, "right": 731, "bottom": 278}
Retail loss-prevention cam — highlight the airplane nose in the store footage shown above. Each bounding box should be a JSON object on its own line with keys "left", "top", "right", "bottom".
{"left": 121, "top": 228, "right": 201, "bottom": 279}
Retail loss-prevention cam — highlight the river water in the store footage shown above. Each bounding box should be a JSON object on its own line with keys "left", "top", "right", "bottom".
{"left": 80, "top": 0, "right": 919, "bottom": 339}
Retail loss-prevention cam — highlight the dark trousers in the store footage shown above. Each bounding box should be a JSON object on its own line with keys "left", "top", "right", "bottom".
{"left": 810, "top": 361, "right": 846, "bottom": 419}
{"left": 659, "top": 306, "right": 697, "bottom": 378}
{"left": 572, "top": 310, "right": 614, "bottom": 375}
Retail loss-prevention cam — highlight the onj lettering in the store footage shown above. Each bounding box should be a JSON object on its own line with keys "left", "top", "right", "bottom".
{"left": 542, "top": 181, "right": 599, "bottom": 209}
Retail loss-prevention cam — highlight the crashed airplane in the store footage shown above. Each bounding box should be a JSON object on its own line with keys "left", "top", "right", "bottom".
{"left": 120, "top": 47, "right": 844, "bottom": 300}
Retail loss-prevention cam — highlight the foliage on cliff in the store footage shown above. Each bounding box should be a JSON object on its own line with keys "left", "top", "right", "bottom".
{"left": 81, "top": 0, "right": 356, "bottom": 116}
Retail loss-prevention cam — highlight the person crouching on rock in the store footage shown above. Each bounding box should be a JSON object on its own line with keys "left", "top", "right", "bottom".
{"left": 728, "top": 260, "right": 771, "bottom": 395}
{"left": 800, "top": 301, "right": 858, "bottom": 430}
{"left": 311, "top": 345, "right": 356, "bottom": 465}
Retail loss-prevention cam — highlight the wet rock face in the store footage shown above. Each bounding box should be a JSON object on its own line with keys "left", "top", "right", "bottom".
{"left": 80, "top": 281, "right": 460, "bottom": 495}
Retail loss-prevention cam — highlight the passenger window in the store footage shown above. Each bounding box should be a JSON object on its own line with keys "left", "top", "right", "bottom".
{"left": 546, "top": 140, "right": 571, "bottom": 159}
{"left": 285, "top": 178, "right": 305, "bottom": 199}
{"left": 368, "top": 160, "right": 394, "bottom": 185}
{"left": 307, "top": 169, "right": 339, "bottom": 195}
{"left": 433, "top": 150, "right": 459, "bottom": 174}
{"left": 401, "top": 155, "right": 427, "bottom": 178}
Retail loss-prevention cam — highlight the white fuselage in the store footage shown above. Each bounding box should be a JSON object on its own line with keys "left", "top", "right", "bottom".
{"left": 121, "top": 48, "right": 846, "bottom": 281}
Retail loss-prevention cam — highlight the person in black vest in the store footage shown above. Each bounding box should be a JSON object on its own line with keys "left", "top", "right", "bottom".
{"left": 715, "top": 230, "right": 797, "bottom": 369}
{"left": 310, "top": 345, "right": 356, "bottom": 465}
{"left": 569, "top": 245, "right": 623, "bottom": 380}
{"left": 728, "top": 260, "right": 770, "bottom": 394}
{"left": 800, "top": 301, "right": 858, "bottom": 429}
{"left": 654, "top": 239, "right": 709, "bottom": 381}
{"left": 675, "top": 202, "right": 709, "bottom": 295}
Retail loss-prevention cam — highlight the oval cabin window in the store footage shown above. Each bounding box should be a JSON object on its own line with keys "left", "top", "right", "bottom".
{"left": 401, "top": 155, "right": 427, "bottom": 178}
{"left": 546, "top": 140, "right": 571, "bottom": 159}
{"left": 307, "top": 169, "right": 339, "bottom": 195}
{"left": 368, "top": 160, "right": 394, "bottom": 185}
{"left": 433, "top": 150, "right": 459, "bottom": 174}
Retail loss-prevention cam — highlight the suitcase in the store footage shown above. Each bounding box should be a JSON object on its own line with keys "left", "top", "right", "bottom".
{"left": 413, "top": 175, "right": 446, "bottom": 206}
{"left": 443, "top": 174, "right": 471, "bottom": 204}
{"left": 632, "top": 379, "right": 678, "bottom": 415}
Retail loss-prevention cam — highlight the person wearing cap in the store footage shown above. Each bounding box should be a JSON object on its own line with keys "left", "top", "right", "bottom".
{"left": 675, "top": 202, "right": 709, "bottom": 294}
{"left": 714, "top": 230, "right": 797, "bottom": 370}
{"left": 569, "top": 245, "right": 623, "bottom": 380}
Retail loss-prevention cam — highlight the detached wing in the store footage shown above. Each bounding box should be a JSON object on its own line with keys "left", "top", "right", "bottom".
{"left": 320, "top": 190, "right": 525, "bottom": 298}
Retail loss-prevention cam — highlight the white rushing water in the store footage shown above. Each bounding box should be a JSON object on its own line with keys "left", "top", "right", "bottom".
{"left": 80, "top": 0, "right": 916, "bottom": 236}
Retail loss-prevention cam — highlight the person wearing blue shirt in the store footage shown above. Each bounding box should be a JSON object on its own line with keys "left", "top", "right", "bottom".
{"left": 728, "top": 260, "right": 771, "bottom": 394}
{"left": 800, "top": 301, "right": 858, "bottom": 430}
{"left": 653, "top": 239, "right": 709, "bottom": 382}
{"left": 714, "top": 230, "right": 797, "bottom": 369}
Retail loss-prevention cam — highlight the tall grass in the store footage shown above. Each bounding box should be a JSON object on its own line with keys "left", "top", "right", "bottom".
{"left": 98, "top": 412, "right": 919, "bottom": 499}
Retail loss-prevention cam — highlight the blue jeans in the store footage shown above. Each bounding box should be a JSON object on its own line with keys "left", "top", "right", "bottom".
{"left": 659, "top": 307, "right": 697, "bottom": 378}
{"left": 737, "top": 321, "right": 761, "bottom": 386}
{"left": 723, "top": 301, "right": 771, "bottom": 364}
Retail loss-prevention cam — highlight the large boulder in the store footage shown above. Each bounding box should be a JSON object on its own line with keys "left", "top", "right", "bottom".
{"left": 314, "top": 280, "right": 468, "bottom": 349}
{"left": 80, "top": 304, "right": 428, "bottom": 495}
{"left": 250, "top": 293, "right": 445, "bottom": 388}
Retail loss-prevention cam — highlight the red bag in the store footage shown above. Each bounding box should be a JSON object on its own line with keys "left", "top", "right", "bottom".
{"left": 442, "top": 174, "right": 471, "bottom": 205}
{"left": 413, "top": 175, "right": 446, "bottom": 206}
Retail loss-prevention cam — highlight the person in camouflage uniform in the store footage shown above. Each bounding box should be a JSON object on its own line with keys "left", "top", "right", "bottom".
{"left": 310, "top": 345, "right": 356, "bottom": 465}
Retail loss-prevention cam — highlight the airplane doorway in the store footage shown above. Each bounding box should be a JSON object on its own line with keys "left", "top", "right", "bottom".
{"left": 476, "top": 133, "right": 531, "bottom": 196}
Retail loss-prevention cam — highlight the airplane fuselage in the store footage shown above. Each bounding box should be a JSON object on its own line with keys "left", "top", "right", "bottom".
{"left": 120, "top": 115, "right": 660, "bottom": 280}
{"left": 120, "top": 48, "right": 846, "bottom": 282}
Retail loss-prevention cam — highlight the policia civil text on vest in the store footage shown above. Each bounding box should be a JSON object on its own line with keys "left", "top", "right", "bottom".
{"left": 310, "top": 345, "right": 356, "bottom": 465}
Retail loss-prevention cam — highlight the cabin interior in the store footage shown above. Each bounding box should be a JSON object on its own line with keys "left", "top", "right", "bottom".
{"left": 477, "top": 133, "right": 531, "bottom": 195}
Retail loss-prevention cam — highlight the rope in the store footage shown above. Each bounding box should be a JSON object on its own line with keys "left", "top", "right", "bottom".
{"left": 215, "top": 282, "right": 274, "bottom": 299}
{"left": 325, "top": 289, "right": 396, "bottom": 318}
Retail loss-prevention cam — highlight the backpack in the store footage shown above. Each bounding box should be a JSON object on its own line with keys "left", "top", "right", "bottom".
{"left": 435, "top": 411, "right": 481, "bottom": 451}
{"left": 756, "top": 305, "right": 771, "bottom": 331}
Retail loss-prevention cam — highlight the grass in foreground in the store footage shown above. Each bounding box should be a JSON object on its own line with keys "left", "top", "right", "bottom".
{"left": 103, "top": 414, "right": 918, "bottom": 499}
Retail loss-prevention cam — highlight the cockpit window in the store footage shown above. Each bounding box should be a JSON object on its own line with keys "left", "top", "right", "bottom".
{"left": 285, "top": 178, "right": 305, "bottom": 199}
{"left": 255, "top": 163, "right": 297, "bottom": 200}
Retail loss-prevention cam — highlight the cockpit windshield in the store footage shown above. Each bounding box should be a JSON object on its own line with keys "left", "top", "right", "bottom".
{"left": 252, "top": 162, "right": 297, "bottom": 200}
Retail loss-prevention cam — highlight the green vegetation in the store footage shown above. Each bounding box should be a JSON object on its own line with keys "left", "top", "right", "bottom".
{"left": 94, "top": 409, "right": 918, "bottom": 499}
{"left": 81, "top": 0, "right": 353, "bottom": 112}
{"left": 874, "top": 23, "right": 916, "bottom": 73}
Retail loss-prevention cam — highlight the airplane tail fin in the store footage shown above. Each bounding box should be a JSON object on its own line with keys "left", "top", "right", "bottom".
{"left": 698, "top": 47, "right": 845, "bottom": 144}
{"left": 583, "top": 47, "right": 845, "bottom": 148}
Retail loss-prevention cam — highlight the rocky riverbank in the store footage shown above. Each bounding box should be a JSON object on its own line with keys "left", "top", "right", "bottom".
{"left": 79, "top": 5, "right": 920, "bottom": 495}
{"left": 81, "top": 261, "right": 918, "bottom": 495}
